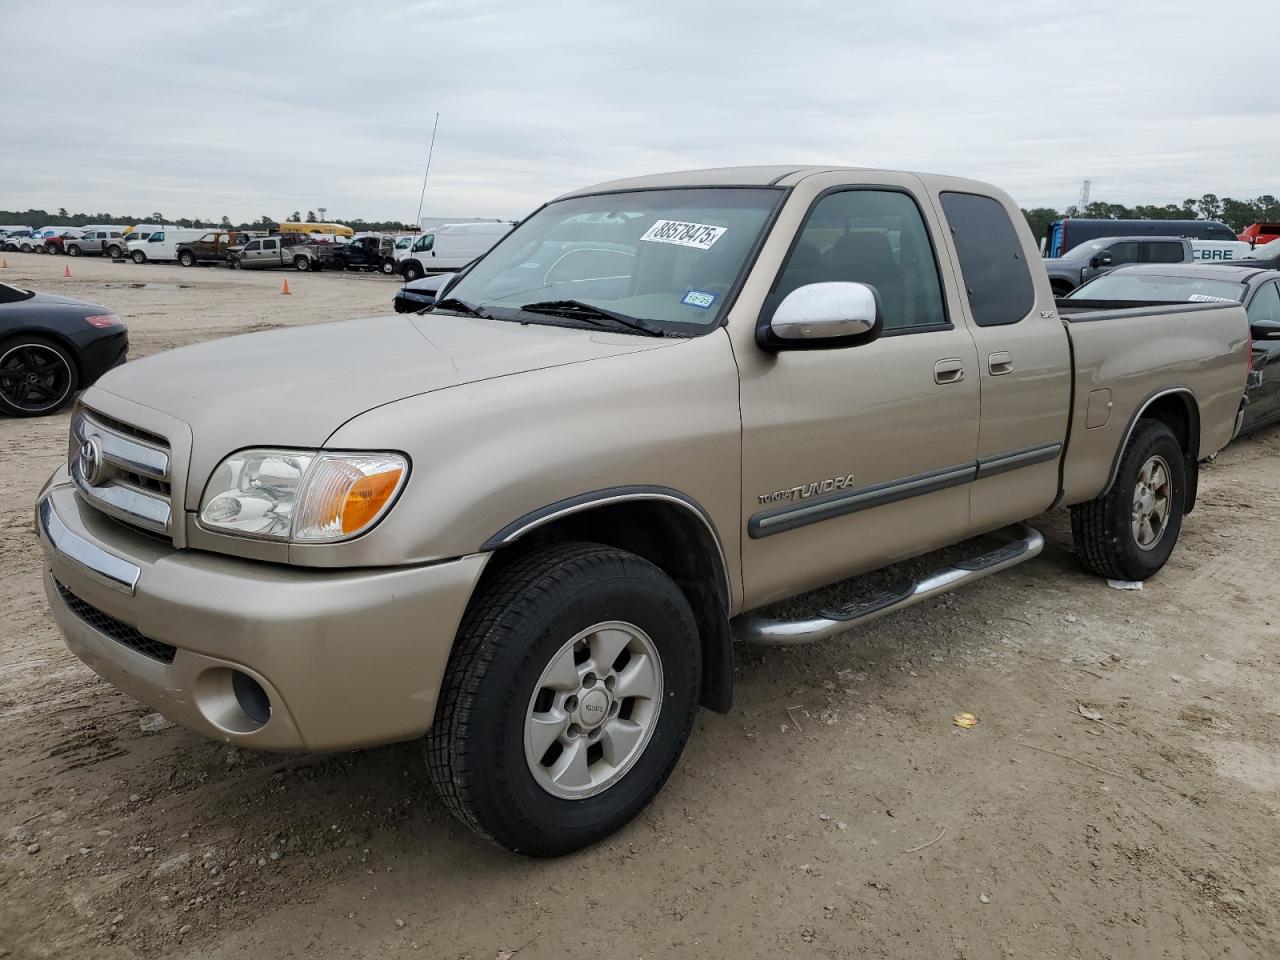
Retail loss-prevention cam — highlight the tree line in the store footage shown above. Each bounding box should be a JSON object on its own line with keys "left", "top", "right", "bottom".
{"left": 1021, "top": 193, "right": 1280, "bottom": 244}
{"left": 7, "top": 192, "right": 1280, "bottom": 242}
{"left": 0, "top": 208, "right": 418, "bottom": 233}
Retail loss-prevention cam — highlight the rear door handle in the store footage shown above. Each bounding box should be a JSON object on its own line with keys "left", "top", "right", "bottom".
{"left": 988, "top": 351, "right": 1013, "bottom": 376}
{"left": 934, "top": 358, "right": 965, "bottom": 384}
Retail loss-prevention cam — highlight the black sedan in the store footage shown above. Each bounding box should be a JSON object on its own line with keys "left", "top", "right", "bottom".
{"left": 0, "top": 283, "right": 128, "bottom": 417}
{"left": 1066, "top": 264, "right": 1280, "bottom": 435}
{"left": 392, "top": 272, "right": 454, "bottom": 313}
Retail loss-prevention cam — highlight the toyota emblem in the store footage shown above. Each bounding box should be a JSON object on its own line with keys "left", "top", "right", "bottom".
{"left": 78, "top": 436, "right": 105, "bottom": 486}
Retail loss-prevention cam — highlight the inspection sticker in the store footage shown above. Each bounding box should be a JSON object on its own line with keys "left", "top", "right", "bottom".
{"left": 682, "top": 289, "right": 717, "bottom": 309}
{"left": 1187, "top": 294, "right": 1235, "bottom": 303}
{"left": 641, "top": 219, "right": 726, "bottom": 251}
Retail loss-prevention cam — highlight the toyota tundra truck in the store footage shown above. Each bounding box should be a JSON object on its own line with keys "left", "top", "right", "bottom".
{"left": 36, "top": 166, "right": 1249, "bottom": 857}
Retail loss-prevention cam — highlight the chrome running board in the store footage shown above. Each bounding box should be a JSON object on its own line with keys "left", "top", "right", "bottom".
{"left": 733, "top": 524, "right": 1044, "bottom": 646}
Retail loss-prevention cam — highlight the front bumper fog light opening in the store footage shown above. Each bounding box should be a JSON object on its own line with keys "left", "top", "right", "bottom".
{"left": 195, "top": 667, "right": 272, "bottom": 734}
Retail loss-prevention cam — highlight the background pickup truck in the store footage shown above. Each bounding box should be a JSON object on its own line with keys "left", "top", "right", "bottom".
{"left": 227, "top": 234, "right": 329, "bottom": 271}
{"left": 1043, "top": 235, "right": 1194, "bottom": 295}
{"left": 177, "top": 232, "right": 255, "bottom": 266}
{"left": 37, "top": 165, "right": 1248, "bottom": 859}
{"left": 329, "top": 234, "right": 398, "bottom": 274}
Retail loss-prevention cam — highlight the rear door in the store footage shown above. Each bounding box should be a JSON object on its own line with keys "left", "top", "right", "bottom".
{"left": 1142, "top": 240, "right": 1187, "bottom": 264}
{"left": 736, "top": 174, "right": 982, "bottom": 604}
{"left": 930, "top": 185, "right": 1072, "bottom": 531}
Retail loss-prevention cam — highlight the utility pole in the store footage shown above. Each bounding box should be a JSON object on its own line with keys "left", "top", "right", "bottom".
{"left": 1077, "top": 180, "right": 1091, "bottom": 214}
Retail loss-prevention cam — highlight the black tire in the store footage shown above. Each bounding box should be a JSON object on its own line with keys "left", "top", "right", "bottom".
{"left": 381, "top": 258, "right": 396, "bottom": 275}
{"left": 403, "top": 260, "right": 424, "bottom": 282}
{"left": 294, "top": 256, "right": 311, "bottom": 272}
{"left": 20, "top": 243, "right": 32, "bottom": 253}
{"left": 131, "top": 250, "right": 146, "bottom": 264}
{"left": 106, "top": 245, "right": 122, "bottom": 259}
{"left": 66, "top": 245, "right": 81, "bottom": 257}
{"left": 1071, "top": 419, "right": 1185, "bottom": 581}
{"left": 0, "top": 336, "right": 79, "bottom": 417}
{"left": 178, "top": 250, "right": 195, "bottom": 267}
{"left": 427, "top": 542, "right": 701, "bottom": 857}
{"left": 228, "top": 257, "right": 242, "bottom": 270}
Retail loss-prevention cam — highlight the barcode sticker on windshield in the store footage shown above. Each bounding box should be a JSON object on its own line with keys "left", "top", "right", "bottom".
{"left": 641, "top": 220, "right": 726, "bottom": 251}
{"left": 1187, "top": 294, "right": 1235, "bottom": 303}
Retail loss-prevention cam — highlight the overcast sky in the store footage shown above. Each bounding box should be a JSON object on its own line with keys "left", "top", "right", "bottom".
{"left": 3, "top": 1, "right": 1276, "bottom": 224}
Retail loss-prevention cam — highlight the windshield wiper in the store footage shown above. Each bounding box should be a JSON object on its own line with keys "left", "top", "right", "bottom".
{"left": 431, "top": 297, "right": 492, "bottom": 319}
{"left": 519, "top": 300, "right": 668, "bottom": 337}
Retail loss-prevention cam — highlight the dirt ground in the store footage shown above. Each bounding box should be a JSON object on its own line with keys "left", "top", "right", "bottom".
{"left": 1, "top": 251, "right": 1278, "bottom": 960}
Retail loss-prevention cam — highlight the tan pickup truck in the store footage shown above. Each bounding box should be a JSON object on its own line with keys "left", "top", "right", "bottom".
{"left": 36, "top": 166, "right": 1249, "bottom": 856}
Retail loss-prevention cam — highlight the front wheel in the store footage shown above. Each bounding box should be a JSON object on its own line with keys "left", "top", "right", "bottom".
{"left": 178, "top": 251, "right": 195, "bottom": 267}
{"left": 294, "top": 256, "right": 311, "bottom": 272}
{"left": 130, "top": 250, "right": 146, "bottom": 264}
{"left": 0, "top": 336, "right": 79, "bottom": 417}
{"left": 66, "top": 245, "right": 81, "bottom": 257}
{"left": 403, "top": 260, "right": 424, "bottom": 282}
{"left": 228, "top": 257, "right": 242, "bottom": 270}
{"left": 427, "top": 542, "right": 701, "bottom": 857}
{"left": 381, "top": 259, "right": 396, "bottom": 275}
{"left": 1071, "top": 419, "right": 1185, "bottom": 581}
{"left": 106, "top": 245, "right": 122, "bottom": 259}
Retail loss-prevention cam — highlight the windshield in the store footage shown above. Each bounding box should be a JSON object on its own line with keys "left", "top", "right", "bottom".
{"left": 440, "top": 187, "right": 783, "bottom": 332}
{"left": 1244, "top": 238, "right": 1280, "bottom": 259}
{"left": 1067, "top": 273, "right": 1245, "bottom": 304}
{"left": 1061, "top": 239, "right": 1114, "bottom": 259}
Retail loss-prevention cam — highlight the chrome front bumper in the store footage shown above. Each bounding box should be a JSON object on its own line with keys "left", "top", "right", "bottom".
{"left": 37, "top": 472, "right": 487, "bottom": 752}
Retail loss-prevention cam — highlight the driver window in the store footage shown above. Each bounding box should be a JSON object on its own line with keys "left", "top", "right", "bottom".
{"left": 1106, "top": 242, "right": 1139, "bottom": 264}
{"left": 150, "top": 232, "right": 164, "bottom": 242}
{"left": 416, "top": 234, "right": 434, "bottom": 252}
{"left": 1249, "top": 282, "right": 1280, "bottom": 324}
{"left": 770, "top": 189, "right": 947, "bottom": 331}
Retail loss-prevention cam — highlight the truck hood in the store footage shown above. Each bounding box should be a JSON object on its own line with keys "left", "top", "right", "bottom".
{"left": 89, "top": 312, "right": 675, "bottom": 452}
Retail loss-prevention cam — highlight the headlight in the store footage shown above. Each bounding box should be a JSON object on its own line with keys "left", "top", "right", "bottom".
{"left": 199, "top": 449, "right": 407, "bottom": 543}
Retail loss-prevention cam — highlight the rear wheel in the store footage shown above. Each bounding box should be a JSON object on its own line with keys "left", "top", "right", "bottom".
{"left": 1071, "top": 419, "right": 1185, "bottom": 581}
{"left": 0, "top": 337, "right": 78, "bottom": 417}
{"left": 106, "top": 245, "right": 122, "bottom": 259}
{"left": 381, "top": 258, "right": 396, "bottom": 275}
{"left": 427, "top": 542, "right": 701, "bottom": 856}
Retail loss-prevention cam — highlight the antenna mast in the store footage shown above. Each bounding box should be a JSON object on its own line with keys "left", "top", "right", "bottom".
{"left": 1077, "top": 179, "right": 1091, "bottom": 214}
{"left": 414, "top": 113, "right": 440, "bottom": 230}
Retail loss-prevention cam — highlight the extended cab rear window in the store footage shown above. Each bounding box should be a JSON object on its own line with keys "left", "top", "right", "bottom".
{"left": 940, "top": 192, "right": 1035, "bottom": 327}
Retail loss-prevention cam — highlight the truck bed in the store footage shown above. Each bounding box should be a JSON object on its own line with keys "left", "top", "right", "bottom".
{"left": 1056, "top": 299, "right": 1250, "bottom": 505}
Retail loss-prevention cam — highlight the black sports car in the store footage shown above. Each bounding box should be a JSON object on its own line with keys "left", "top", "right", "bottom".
{"left": 0, "top": 283, "right": 128, "bottom": 417}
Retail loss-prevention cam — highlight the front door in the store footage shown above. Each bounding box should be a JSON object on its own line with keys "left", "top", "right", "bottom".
{"left": 737, "top": 176, "right": 981, "bottom": 606}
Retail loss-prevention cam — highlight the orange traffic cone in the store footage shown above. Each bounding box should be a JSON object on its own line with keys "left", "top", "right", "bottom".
{"left": 64, "top": 265, "right": 72, "bottom": 278}
{"left": 281, "top": 278, "right": 291, "bottom": 295}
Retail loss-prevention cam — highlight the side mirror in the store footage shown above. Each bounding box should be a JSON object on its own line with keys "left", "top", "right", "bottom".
{"left": 1091, "top": 252, "right": 1113, "bottom": 268}
{"left": 760, "top": 281, "right": 884, "bottom": 351}
{"left": 1251, "top": 318, "right": 1280, "bottom": 340}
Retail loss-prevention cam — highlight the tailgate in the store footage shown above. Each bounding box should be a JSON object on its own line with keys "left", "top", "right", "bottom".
{"left": 1059, "top": 302, "right": 1250, "bottom": 505}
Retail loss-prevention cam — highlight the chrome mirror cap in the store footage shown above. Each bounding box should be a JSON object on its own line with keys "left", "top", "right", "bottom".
{"left": 767, "top": 281, "right": 883, "bottom": 346}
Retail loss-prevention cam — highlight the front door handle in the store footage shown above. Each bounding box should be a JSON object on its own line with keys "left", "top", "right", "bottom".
{"left": 934, "top": 358, "right": 965, "bottom": 384}
{"left": 988, "top": 351, "right": 1013, "bottom": 376}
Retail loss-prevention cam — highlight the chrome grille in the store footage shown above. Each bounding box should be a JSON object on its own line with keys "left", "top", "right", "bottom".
{"left": 70, "top": 411, "right": 173, "bottom": 538}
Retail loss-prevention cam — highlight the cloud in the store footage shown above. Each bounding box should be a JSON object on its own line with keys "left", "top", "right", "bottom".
{"left": 1, "top": 0, "right": 1276, "bottom": 223}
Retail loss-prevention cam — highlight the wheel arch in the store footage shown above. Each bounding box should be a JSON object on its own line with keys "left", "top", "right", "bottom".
{"left": 1104, "top": 387, "right": 1201, "bottom": 513}
{"left": 479, "top": 486, "right": 736, "bottom": 713}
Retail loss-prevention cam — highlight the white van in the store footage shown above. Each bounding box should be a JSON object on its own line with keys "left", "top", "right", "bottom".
{"left": 398, "top": 221, "right": 514, "bottom": 280}
{"left": 127, "top": 228, "right": 206, "bottom": 263}
{"left": 1190, "top": 240, "right": 1254, "bottom": 263}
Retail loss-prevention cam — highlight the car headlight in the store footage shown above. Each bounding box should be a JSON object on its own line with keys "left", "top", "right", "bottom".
{"left": 199, "top": 449, "right": 408, "bottom": 543}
